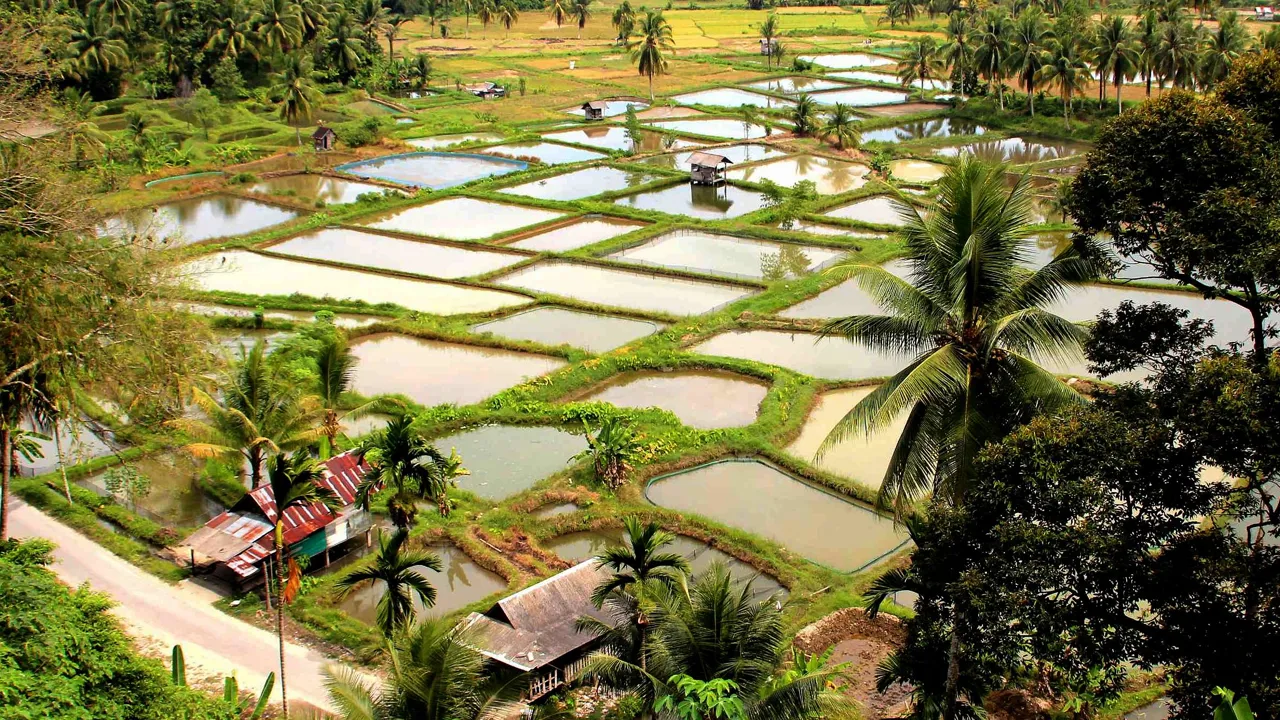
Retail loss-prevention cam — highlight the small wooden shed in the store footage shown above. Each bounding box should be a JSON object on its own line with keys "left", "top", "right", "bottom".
{"left": 581, "top": 100, "right": 609, "bottom": 121}
{"left": 759, "top": 38, "right": 775, "bottom": 55}
{"left": 688, "top": 151, "right": 731, "bottom": 185}
{"left": 311, "top": 125, "right": 336, "bottom": 152}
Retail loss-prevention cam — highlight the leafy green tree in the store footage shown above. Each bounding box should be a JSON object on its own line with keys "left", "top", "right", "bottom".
{"left": 1197, "top": 10, "right": 1247, "bottom": 89}
{"left": 326, "top": 10, "right": 366, "bottom": 83}
{"left": 820, "top": 102, "right": 858, "bottom": 150}
{"left": 655, "top": 676, "right": 747, "bottom": 720}
{"left": 210, "top": 56, "right": 246, "bottom": 101}
{"left": 186, "top": 87, "right": 220, "bottom": 140}
{"left": 572, "top": 416, "right": 644, "bottom": 489}
{"left": 1215, "top": 48, "right": 1280, "bottom": 138}
{"left": 252, "top": 0, "right": 304, "bottom": 53}
{"left": 410, "top": 53, "right": 432, "bottom": 90}
{"left": 355, "top": 415, "right": 467, "bottom": 526}
{"left": 273, "top": 52, "right": 320, "bottom": 145}
{"left": 975, "top": 8, "right": 1011, "bottom": 109}
{"left": 336, "top": 528, "right": 441, "bottom": 638}
{"left": 66, "top": 11, "right": 129, "bottom": 81}
{"left": 628, "top": 10, "right": 674, "bottom": 101}
{"left": 1038, "top": 34, "right": 1089, "bottom": 128}
{"left": 571, "top": 0, "right": 591, "bottom": 40}
{"left": 385, "top": 15, "right": 409, "bottom": 62}
{"left": 89, "top": 0, "right": 140, "bottom": 32}
{"left": 1009, "top": 8, "right": 1050, "bottom": 117}
{"left": 789, "top": 92, "right": 817, "bottom": 136}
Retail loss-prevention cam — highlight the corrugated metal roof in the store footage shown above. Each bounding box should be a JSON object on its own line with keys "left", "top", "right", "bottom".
{"left": 688, "top": 151, "right": 731, "bottom": 168}
{"left": 241, "top": 452, "right": 369, "bottom": 545}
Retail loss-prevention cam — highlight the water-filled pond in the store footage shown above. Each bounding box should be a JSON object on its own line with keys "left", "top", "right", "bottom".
{"left": 498, "top": 167, "right": 662, "bottom": 201}
{"left": 175, "top": 302, "right": 384, "bottom": 328}
{"left": 495, "top": 261, "right": 754, "bottom": 315}
{"left": 79, "top": 452, "right": 223, "bottom": 528}
{"left": 361, "top": 198, "right": 566, "bottom": 241}
{"left": 405, "top": 133, "right": 504, "bottom": 150}
{"left": 690, "top": 329, "right": 910, "bottom": 380}
{"left": 17, "top": 418, "right": 117, "bottom": 477}
{"left": 860, "top": 117, "right": 988, "bottom": 144}
{"left": 574, "top": 370, "right": 768, "bottom": 429}
{"left": 215, "top": 328, "right": 291, "bottom": 354}
{"left": 477, "top": 142, "right": 608, "bottom": 165}
{"left": 641, "top": 143, "right": 787, "bottom": 170}
{"left": 774, "top": 220, "right": 885, "bottom": 239}
{"left": 778, "top": 276, "right": 886, "bottom": 319}
{"left": 830, "top": 71, "right": 949, "bottom": 90}
{"left": 533, "top": 502, "right": 579, "bottom": 519}
{"left": 564, "top": 99, "right": 648, "bottom": 117}
{"left": 248, "top": 175, "right": 393, "bottom": 205}
{"left": 823, "top": 195, "right": 910, "bottom": 226}
{"left": 472, "top": 307, "right": 663, "bottom": 352}
{"left": 430, "top": 425, "right": 583, "bottom": 499}
{"left": 670, "top": 88, "right": 795, "bottom": 109}
{"left": 101, "top": 195, "right": 300, "bottom": 245}
{"left": 888, "top": 159, "right": 947, "bottom": 183}
{"left": 786, "top": 385, "right": 907, "bottom": 491}
{"left": 642, "top": 119, "right": 783, "bottom": 141}
{"left": 727, "top": 155, "right": 870, "bottom": 195}
{"left": 645, "top": 459, "right": 907, "bottom": 571}
{"left": 181, "top": 251, "right": 531, "bottom": 315}
{"left": 934, "top": 136, "right": 1090, "bottom": 164}
{"left": 349, "top": 333, "right": 565, "bottom": 406}
{"left": 267, "top": 228, "right": 527, "bottom": 279}
{"left": 811, "top": 87, "right": 909, "bottom": 107}
{"left": 338, "top": 543, "right": 507, "bottom": 621}
{"left": 335, "top": 152, "right": 526, "bottom": 189}
{"left": 799, "top": 53, "right": 896, "bottom": 69}
{"left": 743, "top": 76, "right": 850, "bottom": 94}
{"left": 506, "top": 217, "right": 649, "bottom": 252}
{"left": 541, "top": 126, "right": 699, "bottom": 153}
{"left": 607, "top": 230, "right": 845, "bottom": 280}
{"left": 613, "top": 182, "right": 769, "bottom": 220}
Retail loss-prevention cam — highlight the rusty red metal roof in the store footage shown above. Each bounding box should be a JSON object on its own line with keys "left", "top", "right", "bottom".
{"left": 238, "top": 452, "right": 369, "bottom": 545}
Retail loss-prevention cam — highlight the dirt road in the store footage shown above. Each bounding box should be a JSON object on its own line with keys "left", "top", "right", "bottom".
{"left": 8, "top": 498, "right": 342, "bottom": 712}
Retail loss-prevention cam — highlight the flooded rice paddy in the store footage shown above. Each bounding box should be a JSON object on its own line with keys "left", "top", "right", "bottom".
{"left": 811, "top": 87, "right": 910, "bottom": 107}
{"left": 934, "top": 136, "right": 1090, "bottom": 164}
{"left": 101, "top": 195, "right": 299, "bottom": 245}
{"left": 505, "top": 217, "right": 649, "bottom": 252}
{"left": 248, "top": 175, "right": 393, "bottom": 204}
{"left": 727, "top": 154, "right": 870, "bottom": 194}
{"left": 830, "top": 71, "right": 949, "bottom": 90}
{"left": 267, "top": 228, "right": 527, "bottom": 279}
{"left": 774, "top": 220, "right": 885, "bottom": 239}
{"left": 645, "top": 459, "right": 907, "bottom": 571}
{"left": 606, "top": 230, "right": 844, "bottom": 280}
{"left": 861, "top": 118, "right": 988, "bottom": 143}
{"left": 174, "top": 302, "right": 383, "bottom": 328}
{"left": 670, "top": 88, "right": 796, "bottom": 109}
{"left": 823, "top": 195, "right": 910, "bottom": 226}
{"left": 181, "top": 251, "right": 530, "bottom": 315}
{"left": 430, "top": 425, "right": 583, "bottom": 500}
{"left": 472, "top": 307, "right": 663, "bottom": 352}
{"left": 335, "top": 152, "right": 526, "bottom": 189}
{"left": 640, "top": 143, "right": 787, "bottom": 169}
{"left": 800, "top": 53, "right": 896, "bottom": 69}
{"left": 498, "top": 167, "right": 662, "bottom": 201}
{"left": 642, "top": 119, "right": 783, "bottom": 140}
{"left": 612, "top": 182, "right": 769, "bottom": 220}
{"left": 564, "top": 99, "right": 648, "bottom": 117}
{"left": 494, "top": 261, "right": 754, "bottom": 315}
{"left": 405, "top": 133, "right": 503, "bottom": 150}
{"left": 574, "top": 370, "right": 768, "bottom": 429}
{"left": 888, "top": 159, "right": 948, "bottom": 183}
{"left": 690, "top": 329, "right": 910, "bottom": 380}
{"left": 79, "top": 452, "right": 223, "bottom": 528}
{"left": 18, "top": 418, "right": 117, "bottom": 477}
{"left": 540, "top": 126, "right": 699, "bottom": 153}
{"left": 349, "top": 333, "right": 565, "bottom": 406}
{"left": 743, "top": 76, "right": 850, "bottom": 94}
{"left": 361, "top": 198, "right": 565, "bottom": 241}
{"left": 476, "top": 142, "right": 608, "bottom": 165}
{"left": 785, "top": 386, "right": 907, "bottom": 492}
{"left": 338, "top": 543, "right": 507, "bottom": 620}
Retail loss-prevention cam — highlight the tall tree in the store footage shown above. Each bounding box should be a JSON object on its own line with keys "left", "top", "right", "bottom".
{"left": 89, "top": 0, "right": 140, "bottom": 32}
{"left": 273, "top": 52, "right": 320, "bottom": 145}
{"left": 1197, "top": 9, "right": 1247, "bottom": 88}
{"left": 477, "top": 0, "right": 495, "bottom": 36}
{"left": 264, "top": 451, "right": 340, "bottom": 720}
{"left": 547, "top": 0, "right": 568, "bottom": 33}
{"left": 758, "top": 12, "right": 779, "bottom": 70}
{"left": 1136, "top": 10, "right": 1161, "bottom": 96}
{"left": 355, "top": 0, "right": 390, "bottom": 48}
{"left": 940, "top": 12, "right": 974, "bottom": 96}
{"left": 628, "top": 10, "right": 673, "bottom": 102}
{"left": 336, "top": 528, "right": 441, "bottom": 638}
{"left": 313, "top": 334, "right": 387, "bottom": 460}
{"left": 611, "top": 0, "right": 635, "bottom": 44}
{"left": 1156, "top": 16, "right": 1200, "bottom": 89}
{"left": 57, "top": 87, "right": 110, "bottom": 167}
{"left": 386, "top": 16, "right": 409, "bottom": 63}
{"left": 252, "top": 0, "right": 304, "bottom": 53}
{"left": 590, "top": 517, "right": 689, "bottom": 606}
{"left": 789, "top": 92, "right": 817, "bottom": 136}
{"left": 65, "top": 11, "right": 129, "bottom": 80}
{"left": 326, "top": 11, "right": 366, "bottom": 83}
{"left": 899, "top": 36, "right": 942, "bottom": 89}
{"left": 820, "top": 102, "right": 858, "bottom": 150}
{"left": 570, "top": 0, "right": 591, "bottom": 40}
{"left": 1038, "top": 33, "right": 1089, "bottom": 128}
{"left": 1092, "top": 15, "right": 1138, "bottom": 113}
{"left": 880, "top": 0, "right": 919, "bottom": 28}
{"left": 204, "top": 6, "right": 259, "bottom": 60}
{"left": 975, "top": 7, "right": 1011, "bottom": 109}
{"left": 1008, "top": 8, "right": 1050, "bottom": 117}
{"left": 355, "top": 415, "right": 466, "bottom": 527}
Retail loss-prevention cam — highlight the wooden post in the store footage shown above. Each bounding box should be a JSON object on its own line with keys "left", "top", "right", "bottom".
{"left": 190, "top": 549, "right": 196, "bottom": 570}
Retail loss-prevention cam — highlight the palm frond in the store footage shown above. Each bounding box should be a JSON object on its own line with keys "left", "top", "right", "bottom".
{"left": 323, "top": 665, "right": 382, "bottom": 720}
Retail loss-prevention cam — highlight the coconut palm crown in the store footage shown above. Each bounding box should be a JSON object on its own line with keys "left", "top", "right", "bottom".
{"left": 591, "top": 517, "right": 690, "bottom": 607}
{"left": 336, "top": 528, "right": 442, "bottom": 638}
{"left": 817, "top": 157, "right": 1103, "bottom": 516}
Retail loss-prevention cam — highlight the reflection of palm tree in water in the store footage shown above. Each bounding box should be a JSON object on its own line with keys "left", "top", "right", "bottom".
{"left": 760, "top": 245, "right": 813, "bottom": 280}
{"left": 689, "top": 183, "right": 732, "bottom": 213}
{"left": 814, "top": 156, "right": 859, "bottom": 194}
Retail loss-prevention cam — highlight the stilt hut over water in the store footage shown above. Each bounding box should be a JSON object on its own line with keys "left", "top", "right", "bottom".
{"left": 581, "top": 100, "right": 609, "bottom": 121}
{"left": 688, "top": 151, "right": 731, "bottom": 185}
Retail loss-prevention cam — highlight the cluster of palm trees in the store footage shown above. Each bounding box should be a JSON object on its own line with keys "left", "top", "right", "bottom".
{"left": 545, "top": 0, "right": 592, "bottom": 40}
{"left": 788, "top": 95, "right": 860, "bottom": 151}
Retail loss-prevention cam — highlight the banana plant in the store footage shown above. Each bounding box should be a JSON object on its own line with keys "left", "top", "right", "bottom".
{"left": 1214, "top": 688, "right": 1255, "bottom": 720}
{"left": 171, "top": 645, "right": 274, "bottom": 718}
{"left": 171, "top": 644, "right": 186, "bottom": 686}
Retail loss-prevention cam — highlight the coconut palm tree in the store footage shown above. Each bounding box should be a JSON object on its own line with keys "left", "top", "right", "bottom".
{"left": 790, "top": 93, "right": 818, "bottom": 136}
{"left": 820, "top": 102, "right": 858, "bottom": 150}
{"left": 880, "top": 0, "right": 919, "bottom": 28}
{"left": 1038, "top": 34, "right": 1089, "bottom": 128}
{"left": 477, "top": 0, "right": 495, "bottom": 36}
{"left": 591, "top": 517, "right": 689, "bottom": 607}
{"left": 759, "top": 12, "right": 779, "bottom": 70}
{"left": 89, "top": 0, "right": 139, "bottom": 32}
{"left": 355, "top": 415, "right": 464, "bottom": 527}
{"left": 313, "top": 335, "right": 390, "bottom": 460}
{"left": 1136, "top": 10, "right": 1161, "bottom": 96}
{"left": 1156, "top": 16, "right": 1199, "bottom": 90}
{"left": 940, "top": 12, "right": 974, "bottom": 96}
{"left": 58, "top": 88, "right": 110, "bottom": 167}
{"left": 1008, "top": 8, "right": 1050, "bottom": 118}
{"left": 354, "top": 0, "right": 389, "bottom": 47}
{"left": 171, "top": 341, "right": 321, "bottom": 488}
{"left": 411, "top": 53, "right": 432, "bottom": 90}
{"left": 1092, "top": 15, "right": 1138, "bottom": 113}
{"left": 265, "top": 451, "right": 340, "bottom": 720}
{"left": 273, "top": 52, "right": 320, "bottom": 145}
{"left": 497, "top": 0, "right": 518, "bottom": 38}
{"left": 385, "top": 16, "right": 409, "bottom": 63}
{"left": 66, "top": 12, "right": 129, "bottom": 79}
{"left": 327, "top": 11, "right": 365, "bottom": 83}
{"left": 571, "top": 0, "right": 591, "bottom": 40}
{"left": 975, "top": 8, "right": 1011, "bottom": 109}
{"left": 204, "top": 7, "right": 259, "bottom": 59}
{"left": 547, "top": 0, "right": 568, "bottom": 33}
{"left": 297, "top": 0, "right": 329, "bottom": 45}
{"left": 1197, "top": 9, "right": 1246, "bottom": 88}
{"left": 612, "top": 0, "right": 635, "bottom": 43}
{"left": 1257, "top": 24, "right": 1280, "bottom": 51}
{"left": 628, "top": 10, "right": 674, "bottom": 102}
{"left": 816, "top": 156, "right": 1101, "bottom": 516}
{"left": 899, "top": 36, "right": 942, "bottom": 90}
{"left": 253, "top": 0, "right": 304, "bottom": 53}
{"left": 336, "top": 528, "right": 441, "bottom": 638}
{"left": 324, "top": 618, "right": 526, "bottom": 720}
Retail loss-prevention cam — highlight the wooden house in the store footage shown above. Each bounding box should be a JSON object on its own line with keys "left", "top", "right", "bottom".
{"left": 461, "top": 560, "right": 617, "bottom": 700}
{"left": 581, "top": 100, "right": 609, "bottom": 121}
{"left": 312, "top": 125, "right": 336, "bottom": 152}
{"left": 688, "top": 151, "right": 731, "bottom": 185}
{"left": 759, "top": 38, "right": 775, "bottom": 55}
{"left": 177, "top": 452, "right": 373, "bottom": 590}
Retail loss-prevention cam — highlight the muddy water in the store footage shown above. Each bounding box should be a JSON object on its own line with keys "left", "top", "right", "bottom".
{"left": 888, "top": 159, "right": 947, "bottom": 183}
{"left": 642, "top": 119, "right": 783, "bottom": 141}
{"left": 405, "top": 133, "right": 503, "bottom": 150}
{"left": 811, "top": 87, "right": 908, "bottom": 107}
{"left": 17, "top": 418, "right": 117, "bottom": 477}
{"left": 576, "top": 370, "right": 768, "bottom": 429}
{"left": 80, "top": 452, "right": 223, "bottom": 528}
{"left": 267, "top": 228, "right": 526, "bottom": 279}
{"left": 690, "top": 329, "right": 911, "bottom": 380}
{"left": 349, "top": 334, "right": 565, "bottom": 406}
{"left": 861, "top": 117, "right": 988, "bottom": 144}
{"left": 477, "top": 141, "right": 608, "bottom": 165}
{"left": 541, "top": 126, "right": 700, "bottom": 153}
{"left": 338, "top": 543, "right": 507, "bottom": 620}
{"left": 778, "top": 277, "right": 887, "bottom": 320}
{"left": 472, "top": 307, "right": 663, "bottom": 352}
{"left": 336, "top": 152, "right": 524, "bottom": 189}
{"left": 495, "top": 261, "right": 754, "bottom": 315}
{"left": 101, "top": 195, "right": 299, "bottom": 245}
{"left": 728, "top": 155, "right": 870, "bottom": 195}
{"left": 670, "top": 88, "right": 795, "bottom": 109}
{"left": 645, "top": 459, "right": 907, "bottom": 571}
{"left": 607, "top": 230, "right": 845, "bottom": 280}
{"left": 613, "top": 183, "right": 769, "bottom": 220}
{"left": 181, "top": 251, "right": 531, "bottom": 315}
{"left": 785, "top": 386, "right": 906, "bottom": 492}
{"left": 641, "top": 143, "right": 787, "bottom": 170}
{"left": 498, "top": 167, "right": 661, "bottom": 201}
{"left": 823, "top": 196, "right": 910, "bottom": 226}
{"left": 744, "top": 76, "right": 850, "bottom": 94}
{"left": 248, "top": 175, "right": 392, "bottom": 205}
{"left": 532, "top": 502, "right": 579, "bottom": 518}
{"left": 430, "top": 425, "right": 583, "bottom": 500}
{"left": 507, "top": 217, "right": 649, "bottom": 252}
{"left": 361, "top": 198, "right": 566, "bottom": 241}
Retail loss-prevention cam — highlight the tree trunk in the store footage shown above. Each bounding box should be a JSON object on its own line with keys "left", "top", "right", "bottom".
{"left": 54, "top": 420, "right": 72, "bottom": 504}
{"left": 943, "top": 623, "right": 962, "bottom": 720}
{"left": 997, "top": 76, "right": 1004, "bottom": 110}
{"left": 294, "top": 126, "right": 301, "bottom": 147}
{"left": 275, "top": 534, "right": 289, "bottom": 719}
{"left": 1098, "top": 72, "right": 1105, "bottom": 107}
{"left": 1, "top": 428, "right": 10, "bottom": 541}
{"left": 388, "top": 35, "right": 395, "bottom": 64}
{"left": 250, "top": 448, "right": 263, "bottom": 488}
{"left": 648, "top": 72, "right": 654, "bottom": 102}
{"left": 1145, "top": 71, "right": 1152, "bottom": 97}
{"left": 1116, "top": 81, "right": 1123, "bottom": 114}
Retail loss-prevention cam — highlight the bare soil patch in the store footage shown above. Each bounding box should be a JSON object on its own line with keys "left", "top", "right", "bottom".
{"left": 794, "top": 607, "right": 912, "bottom": 720}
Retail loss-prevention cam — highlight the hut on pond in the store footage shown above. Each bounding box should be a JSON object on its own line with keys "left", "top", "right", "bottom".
{"left": 581, "top": 100, "right": 610, "bottom": 121}
{"left": 176, "top": 451, "right": 373, "bottom": 591}
{"left": 312, "top": 125, "right": 336, "bottom": 152}
{"left": 461, "top": 560, "right": 617, "bottom": 700}
{"left": 688, "top": 151, "right": 731, "bottom": 185}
